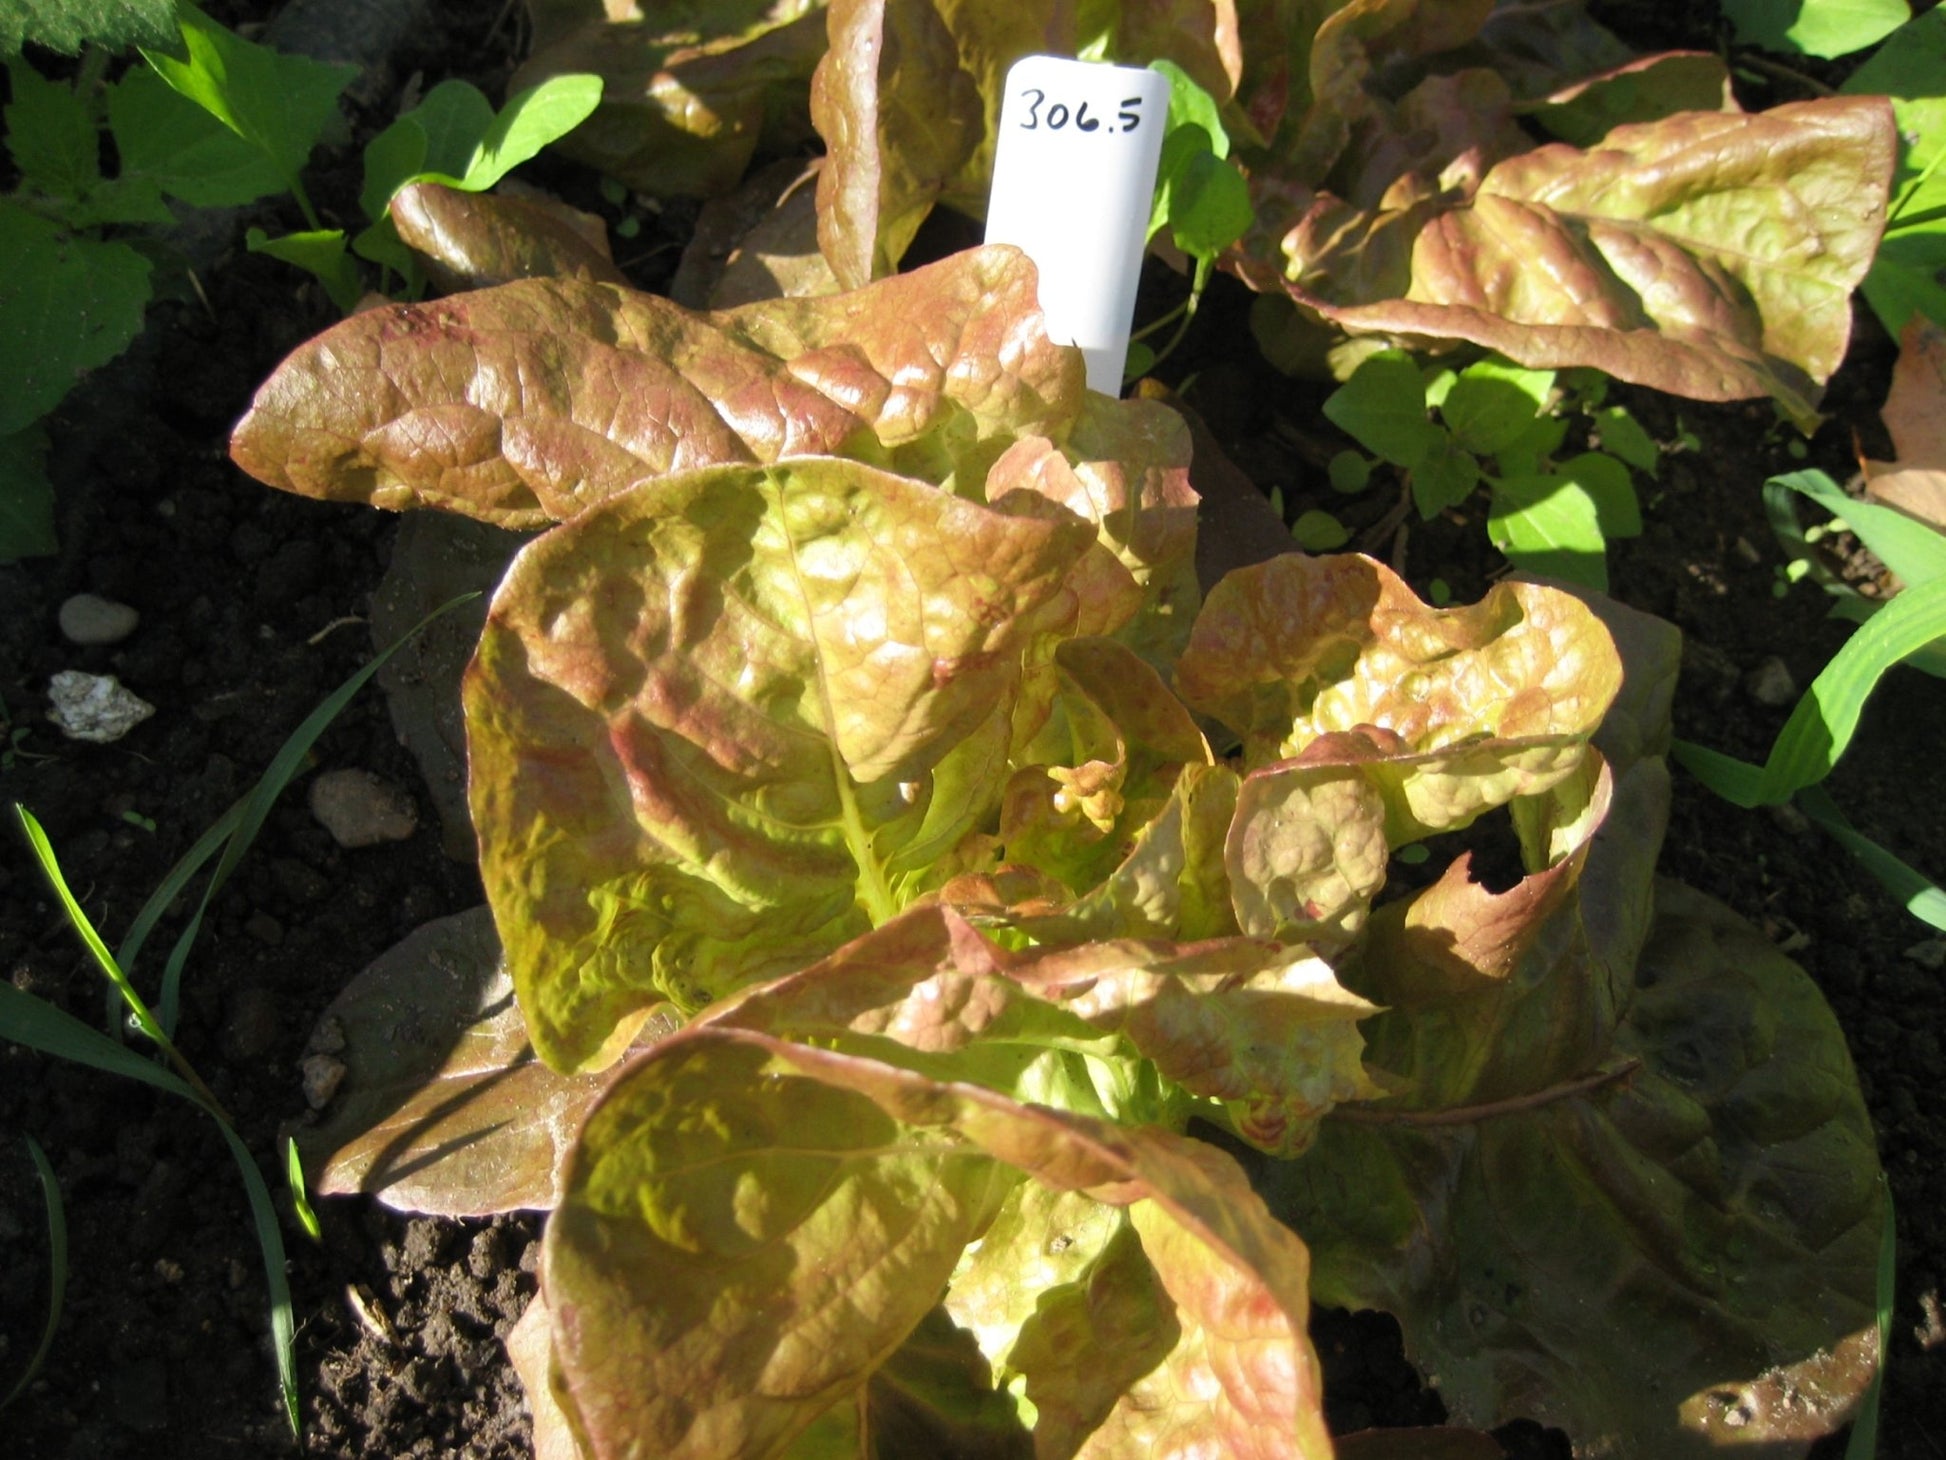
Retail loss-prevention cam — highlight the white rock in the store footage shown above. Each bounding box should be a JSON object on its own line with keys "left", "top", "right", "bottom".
{"left": 301, "top": 1053, "right": 347, "bottom": 1110}
{"left": 58, "top": 593, "right": 139, "bottom": 646}
{"left": 46, "top": 671, "right": 155, "bottom": 743}
{"left": 1743, "top": 656, "right": 1797, "bottom": 708}
{"left": 309, "top": 769, "right": 419, "bottom": 848}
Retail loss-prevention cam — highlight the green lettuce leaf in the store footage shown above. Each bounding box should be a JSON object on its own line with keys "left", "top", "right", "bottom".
{"left": 465, "top": 458, "right": 1096, "bottom": 1071}
{"left": 543, "top": 1025, "right": 1333, "bottom": 1457}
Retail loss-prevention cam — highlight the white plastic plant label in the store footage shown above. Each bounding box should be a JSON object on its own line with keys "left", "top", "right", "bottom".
{"left": 984, "top": 56, "right": 1170, "bottom": 396}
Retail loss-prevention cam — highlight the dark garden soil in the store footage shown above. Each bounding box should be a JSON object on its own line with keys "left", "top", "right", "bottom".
{"left": 2, "top": 2, "right": 1944, "bottom": 1457}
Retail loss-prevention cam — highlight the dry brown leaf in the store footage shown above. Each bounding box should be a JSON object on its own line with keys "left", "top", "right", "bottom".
{"left": 1863, "top": 314, "right": 1946, "bottom": 531}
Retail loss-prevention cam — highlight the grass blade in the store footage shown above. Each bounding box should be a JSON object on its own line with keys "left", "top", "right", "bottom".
{"left": 0, "top": 1136, "right": 67, "bottom": 1411}
{"left": 1674, "top": 574, "right": 1946, "bottom": 806}
{"left": 286, "top": 1136, "right": 322, "bottom": 1243}
{"left": 147, "top": 590, "right": 480, "bottom": 1035}
{"left": 222, "top": 1120, "right": 299, "bottom": 1436}
{"left": 1798, "top": 786, "right": 1946, "bottom": 931}
{"left": 0, "top": 981, "right": 301, "bottom": 1437}
{"left": 1845, "top": 1183, "right": 1896, "bottom": 1460}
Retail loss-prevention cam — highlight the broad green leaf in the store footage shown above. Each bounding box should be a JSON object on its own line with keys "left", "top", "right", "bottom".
{"left": 542, "top": 1028, "right": 1022, "bottom": 1459}
{"left": 1322, "top": 350, "right": 1442, "bottom": 468}
{"left": 544, "top": 1027, "right": 1332, "bottom": 1458}
{"left": 1723, "top": 0, "right": 1910, "bottom": 59}
{"left": 303, "top": 908, "right": 679, "bottom": 1215}
{"left": 1249, "top": 97, "right": 1897, "bottom": 418}
{"left": 465, "top": 459, "right": 1095, "bottom": 1071}
{"left": 142, "top": 9, "right": 357, "bottom": 192}
{"left": 513, "top": 0, "right": 829, "bottom": 197}
{"left": 245, "top": 227, "right": 362, "bottom": 313}
{"left": 1591, "top": 403, "right": 1658, "bottom": 472}
{"left": 0, "top": 426, "right": 57, "bottom": 563}
{"left": 1264, "top": 882, "right": 1886, "bottom": 1456}
{"left": 1176, "top": 553, "right": 1622, "bottom": 771}
{"left": 1409, "top": 436, "right": 1481, "bottom": 519}
{"left": 0, "top": 200, "right": 152, "bottom": 435}
{"left": 462, "top": 74, "right": 604, "bottom": 191}
{"left": 1029, "top": 760, "right": 1240, "bottom": 944}
{"left": 1440, "top": 359, "right": 1555, "bottom": 458}
{"left": 229, "top": 246, "right": 1086, "bottom": 528}
{"left": 108, "top": 66, "right": 288, "bottom": 207}
{"left": 389, "top": 181, "right": 628, "bottom": 292}
{"left": 1, "top": 0, "right": 177, "bottom": 55}
{"left": 1488, "top": 471, "right": 1609, "bottom": 589}
{"left": 357, "top": 80, "right": 493, "bottom": 219}
{"left": 5, "top": 61, "right": 100, "bottom": 200}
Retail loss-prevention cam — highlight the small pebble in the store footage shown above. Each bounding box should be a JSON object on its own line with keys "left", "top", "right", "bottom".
{"left": 309, "top": 769, "right": 418, "bottom": 848}
{"left": 1743, "top": 656, "right": 1797, "bottom": 708}
{"left": 46, "top": 671, "right": 155, "bottom": 743}
{"left": 244, "top": 911, "right": 284, "bottom": 946}
{"left": 58, "top": 593, "right": 140, "bottom": 646}
{"left": 1767, "top": 802, "right": 1811, "bottom": 837}
{"left": 1905, "top": 939, "right": 1946, "bottom": 971}
{"left": 301, "top": 1052, "right": 347, "bottom": 1110}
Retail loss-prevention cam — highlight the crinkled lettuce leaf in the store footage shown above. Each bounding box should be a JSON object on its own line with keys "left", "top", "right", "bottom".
{"left": 230, "top": 246, "right": 1085, "bottom": 528}
{"left": 542, "top": 1025, "right": 1333, "bottom": 1458}
{"left": 465, "top": 458, "right": 1096, "bottom": 1071}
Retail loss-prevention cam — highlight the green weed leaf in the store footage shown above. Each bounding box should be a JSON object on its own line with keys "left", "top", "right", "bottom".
{"left": 4, "top": 61, "right": 100, "bottom": 200}
{"left": 1, "top": 0, "right": 176, "bottom": 56}
{"left": 245, "top": 227, "right": 362, "bottom": 313}
{"left": 1724, "top": 0, "right": 1910, "bottom": 59}
{"left": 142, "top": 9, "right": 356, "bottom": 197}
{"left": 109, "top": 66, "right": 290, "bottom": 208}
{"left": 1488, "top": 473, "right": 1609, "bottom": 589}
{"left": 0, "top": 201, "right": 151, "bottom": 435}
{"left": 1323, "top": 351, "right": 1442, "bottom": 468}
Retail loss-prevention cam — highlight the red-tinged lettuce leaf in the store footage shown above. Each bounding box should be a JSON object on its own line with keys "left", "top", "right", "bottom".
{"left": 1027, "top": 760, "right": 1242, "bottom": 943}
{"left": 301, "top": 907, "right": 678, "bottom": 1216}
{"left": 389, "top": 181, "right": 629, "bottom": 291}
{"left": 1262, "top": 881, "right": 1886, "bottom": 1457}
{"left": 509, "top": 1, "right": 828, "bottom": 197}
{"left": 811, "top": 0, "right": 1243, "bottom": 287}
{"left": 544, "top": 1024, "right": 1332, "bottom": 1458}
{"left": 698, "top": 903, "right": 1376, "bottom": 1155}
{"left": 543, "top": 1029, "right": 1022, "bottom": 1459}
{"left": 1008, "top": 937, "right": 1382, "bottom": 1156}
{"left": 984, "top": 395, "right": 1204, "bottom": 672}
{"left": 466, "top": 459, "right": 1096, "bottom": 1071}
{"left": 1176, "top": 554, "right": 1621, "bottom": 772}
{"left": 1244, "top": 97, "right": 1896, "bottom": 417}
{"left": 1000, "top": 638, "right": 1211, "bottom": 895}
{"left": 514, "top": 1287, "right": 1034, "bottom": 1460}
{"left": 229, "top": 245, "right": 1084, "bottom": 529}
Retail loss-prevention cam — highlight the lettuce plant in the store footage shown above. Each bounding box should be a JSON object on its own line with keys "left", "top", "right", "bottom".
{"left": 514, "top": 0, "right": 1897, "bottom": 423}
{"left": 233, "top": 246, "right": 1886, "bottom": 1456}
